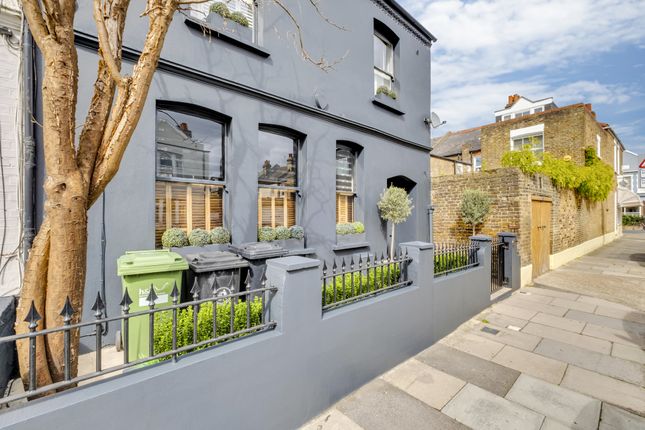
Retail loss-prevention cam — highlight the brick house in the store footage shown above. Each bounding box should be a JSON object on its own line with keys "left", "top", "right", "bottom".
{"left": 431, "top": 95, "right": 624, "bottom": 285}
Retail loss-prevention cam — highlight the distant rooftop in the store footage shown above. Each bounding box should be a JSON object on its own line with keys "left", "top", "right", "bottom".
{"left": 431, "top": 127, "right": 481, "bottom": 157}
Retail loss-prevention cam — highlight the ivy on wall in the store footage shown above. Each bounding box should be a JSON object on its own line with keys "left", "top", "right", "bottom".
{"left": 501, "top": 147, "right": 615, "bottom": 202}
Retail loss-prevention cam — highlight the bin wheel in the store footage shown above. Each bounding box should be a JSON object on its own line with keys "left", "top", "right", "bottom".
{"left": 115, "top": 330, "right": 123, "bottom": 352}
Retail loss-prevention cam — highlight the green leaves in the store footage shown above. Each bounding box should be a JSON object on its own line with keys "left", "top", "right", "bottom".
{"left": 377, "top": 186, "right": 413, "bottom": 224}
{"left": 460, "top": 189, "right": 491, "bottom": 233}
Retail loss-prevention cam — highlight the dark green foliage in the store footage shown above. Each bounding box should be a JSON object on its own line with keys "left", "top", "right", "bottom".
{"left": 434, "top": 252, "right": 468, "bottom": 274}
{"left": 153, "top": 297, "right": 263, "bottom": 361}
{"left": 229, "top": 11, "right": 249, "bottom": 27}
{"left": 622, "top": 215, "right": 644, "bottom": 226}
{"left": 376, "top": 85, "right": 397, "bottom": 100}
{"left": 209, "top": 2, "right": 230, "bottom": 17}
{"left": 322, "top": 264, "right": 401, "bottom": 305}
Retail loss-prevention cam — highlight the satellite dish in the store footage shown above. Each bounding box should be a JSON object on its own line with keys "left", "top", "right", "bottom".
{"left": 426, "top": 112, "right": 446, "bottom": 128}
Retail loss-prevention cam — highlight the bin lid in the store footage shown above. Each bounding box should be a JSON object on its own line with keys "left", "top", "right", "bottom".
{"left": 228, "top": 242, "right": 287, "bottom": 260}
{"left": 117, "top": 249, "right": 188, "bottom": 276}
{"left": 186, "top": 251, "right": 250, "bottom": 273}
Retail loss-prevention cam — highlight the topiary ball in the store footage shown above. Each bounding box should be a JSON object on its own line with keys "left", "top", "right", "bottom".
{"left": 161, "top": 228, "right": 189, "bottom": 248}
{"left": 275, "top": 226, "right": 291, "bottom": 240}
{"left": 289, "top": 225, "right": 305, "bottom": 240}
{"left": 188, "top": 229, "right": 211, "bottom": 247}
{"left": 229, "top": 11, "right": 249, "bottom": 27}
{"left": 209, "top": 2, "right": 230, "bottom": 17}
{"left": 351, "top": 221, "right": 365, "bottom": 234}
{"left": 336, "top": 223, "right": 353, "bottom": 235}
{"left": 258, "top": 226, "right": 276, "bottom": 242}
{"left": 210, "top": 227, "right": 231, "bottom": 244}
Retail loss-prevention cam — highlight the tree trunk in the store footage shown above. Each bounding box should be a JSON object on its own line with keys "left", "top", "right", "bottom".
{"left": 390, "top": 223, "right": 396, "bottom": 257}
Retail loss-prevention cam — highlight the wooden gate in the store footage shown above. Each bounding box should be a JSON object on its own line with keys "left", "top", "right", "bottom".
{"left": 531, "top": 199, "right": 552, "bottom": 278}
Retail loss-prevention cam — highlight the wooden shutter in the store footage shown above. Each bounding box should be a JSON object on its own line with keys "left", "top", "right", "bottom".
{"left": 336, "top": 193, "right": 354, "bottom": 224}
{"left": 258, "top": 188, "right": 296, "bottom": 228}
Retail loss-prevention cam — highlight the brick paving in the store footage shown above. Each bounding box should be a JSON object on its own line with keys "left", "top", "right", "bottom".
{"left": 303, "top": 236, "right": 645, "bottom": 429}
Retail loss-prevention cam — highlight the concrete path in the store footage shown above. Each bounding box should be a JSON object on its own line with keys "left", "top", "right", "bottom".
{"left": 302, "top": 286, "right": 645, "bottom": 430}
{"left": 534, "top": 231, "right": 645, "bottom": 311}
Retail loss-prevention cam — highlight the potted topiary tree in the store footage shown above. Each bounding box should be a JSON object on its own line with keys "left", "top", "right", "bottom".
{"left": 161, "top": 228, "right": 189, "bottom": 248}
{"left": 378, "top": 186, "right": 413, "bottom": 256}
{"left": 336, "top": 221, "right": 366, "bottom": 245}
{"left": 206, "top": 2, "right": 252, "bottom": 42}
{"left": 460, "top": 189, "right": 491, "bottom": 235}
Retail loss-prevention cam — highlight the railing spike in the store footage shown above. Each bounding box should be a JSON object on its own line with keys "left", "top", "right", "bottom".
{"left": 24, "top": 300, "right": 41, "bottom": 326}
{"left": 358, "top": 255, "right": 362, "bottom": 267}
{"left": 332, "top": 260, "right": 337, "bottom": 271}
{"left": 212, "top": 275, "right": 221, "bottom": 297}
{"left": 244, "top": 270, "right": 252, "bottom": 287}
{"left": 170, "top": 281, "right": 180, "bottom": 302}
{"left": 146, "top": 284, "right": 159, "bottom": 307}
{"left": 59, "top": 296, "right": 75, "bottom": 321}
{"left": 322, "top": 261, "right": 327, "bottom": 274}
{"left": 350, "top": 256, "right": 355, "bottom": 268}
{"left": 190, "top": 278, "right": 200, "bottom": 300}
{"left": 120, "top": 287, "right": 133, "bottom": 311}
{"left": 91, "top": 291, "right": 105, "bottom": 317}
{"left": 341, "top": 258, "right": 346, "bottom": 270}
{"left": 260, "top": 271, "right": 267, "bottom": 287}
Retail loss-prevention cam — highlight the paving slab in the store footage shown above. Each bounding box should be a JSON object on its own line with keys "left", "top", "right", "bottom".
{"left": 522, "top": 322, "right": 612, "bottom": 354}
{"left": 474, "top": 322, "right": 543, "bottom": 351}
{"left": 479, "top": 311, "right": 529, "bottom": 329}
{"left": 599, "top": 403, "right": 645, "bottom": 430}
{"left": 492, "top": 345, "right": 567, "bottom": 385}
{"left": 611, "top": 343, "right": 645, "bottom": 365}
{"left": 301, "top": 409, "right": 364, "bottom": 430}
{"left": 534, "top": 338, "right": 644, "bottom": 387}
{"left": 541, "top": 418, "right": 576, "bottom": 430}
{"left": 516, "top": 291, "right": 556, "bottom": 304}
{"left": 493, "top": 302, "right": 539, "bottom": 320}
{"left": 441, "top": 331, "right": 506, "bottom": 360}
{"left": 336, "top": 378, "right": 468, "bottom": 430}
{"left": 505, "top": 296, "right": 569, "bottom": 317}
{"left": 416, "top": 343, "right": 520, "bottom": 397}
{"left": 381, "top": 358, "right": 466, "bottom": 410}
{"left": 442, "top": 383, "right": 545, "bottom": 430}
{"left": 561, "top": 366, "right": 645, "bottom": 415}
{"left": 531, "top": 312, "right": 586, "bottom": 333}
{"left": 582, "top": 323, "right": 645, "bottom": 349}
{"left": 550, "top": 298, "right": 597, "bottom": 313}
{"left": 578, "top": 296, "right": 636, "bottom": 312}
{"left": 565, "top": 309, "right": 645, "bottom": 336}
{"left": 595, "top": 306, "right": 645, "bottom": 325}
{"left": 506, "top": 374, "right": 601, "bottom": 429}
{"left": 521, "top": 287, "right": 580, "bottom": 301}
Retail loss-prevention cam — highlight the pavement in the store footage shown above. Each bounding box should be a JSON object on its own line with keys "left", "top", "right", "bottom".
{"left": 303, "top": 235, "right": 645, "bottom": 430}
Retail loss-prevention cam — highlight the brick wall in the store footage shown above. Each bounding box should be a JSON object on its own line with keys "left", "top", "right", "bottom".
{"left": 432, "top": 168, "right": 617, "bottom": 266}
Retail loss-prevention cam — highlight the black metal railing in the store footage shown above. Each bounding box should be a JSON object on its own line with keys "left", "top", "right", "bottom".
{"left": 490, "top": 239, "right": 508, "bottom": 293}
{"left": 0, "top": 276, "right": 277, "bottom": 407}
{"left": 321, "top": 250, "right": 412, "bottom": 312}
{"left": 433, "top": 242, "right": 480, "bottom": 277}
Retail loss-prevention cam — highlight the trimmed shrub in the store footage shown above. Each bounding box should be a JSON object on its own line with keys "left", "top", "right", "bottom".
{"left": 622, "top": 215, "right": 644, "bottom": 226}
{"left": 210, "top": 227, "right": 231, "bottom": 244}
{"left": 322, "top": 264, "right": 402, "bottom": 305}
{"left": 209, "top": 2, "right": 230, "bottom": 18}
{"left": 275, "top": 226, "right": 291, "bottom": 240}
{"left": 153, "top": 298, "right": 263, "bottom": 360}
{"left": 258, "top": 226, "right": 276, "bottom": 242}
{"left": 351, "top": 222, "right": 365, "bottom": 234}
{"left": 161, "top": 228, "right": 189, "bottom": 248}
{"left": 336, "top": 223, "right": 354, "bottom": 235}
{"left": 229, "top": 11, "right": 249, "bottom": 27}
{"left": 434, "top": 252, "right": 469, "bottom": 274}
{"left": 289, "top": 225, "right": 305, "bottom": 240}
{"left": 188, "top": 228, "right": 211, "bottom": 247}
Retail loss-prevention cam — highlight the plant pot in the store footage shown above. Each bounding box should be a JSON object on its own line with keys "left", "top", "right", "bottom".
{"left": 372, "top": 92, "right": 404, "bottom": 115}
{"left": 207, "top": 12, "right": 252, "bottom": 42}
{"left": 274, "top": 238, "right": 305, "bottom": 251}
{"left": 170, "top": 243, "right": 230, "bottom": 257}
{"left": 336, "top": 232, "right": 366, "bottom": 245}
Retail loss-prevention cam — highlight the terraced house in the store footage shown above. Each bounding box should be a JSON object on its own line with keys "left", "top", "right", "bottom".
{"left": 431, "top": 95, "right": 624, "bottom": 285}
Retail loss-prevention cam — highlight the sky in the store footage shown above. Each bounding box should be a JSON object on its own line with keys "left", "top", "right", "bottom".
{"left": 399, "top": 0, "right": 645, "bottom": 154}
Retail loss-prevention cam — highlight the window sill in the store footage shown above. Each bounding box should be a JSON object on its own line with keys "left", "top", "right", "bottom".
{"left": 372, "top": 94, "right": 404, "bottom": 115}
{"left": 333, "top": 241, "right": 370, "bottom": 252}
{"left": 184, "top": 17, "right": 270, "bottom": 58}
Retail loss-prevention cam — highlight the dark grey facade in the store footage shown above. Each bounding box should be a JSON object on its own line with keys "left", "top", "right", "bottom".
{"left": 31, "top": 1, "right": 434, "bottom": 342}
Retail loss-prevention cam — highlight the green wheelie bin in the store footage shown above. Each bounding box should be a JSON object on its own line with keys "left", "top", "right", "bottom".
{"left": 117, "top": 250, "right": 188, "bottom": 362}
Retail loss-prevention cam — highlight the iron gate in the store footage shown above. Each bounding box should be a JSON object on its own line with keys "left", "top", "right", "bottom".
{"left": 490, "top": 239, "right": 508, "bottom": 293}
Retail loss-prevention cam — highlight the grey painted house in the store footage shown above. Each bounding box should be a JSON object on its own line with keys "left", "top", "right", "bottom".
{"left": 23, "top": 0, "right": 435, "bottom": 342}
{"left": 619, "top": 150, "right": 645, "bottom": 215}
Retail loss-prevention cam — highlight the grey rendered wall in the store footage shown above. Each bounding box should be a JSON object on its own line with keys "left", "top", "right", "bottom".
{"left": 0, "top": 243, "right": 491, "bottom": 430}
{"left": 0, "top": 297, "right": 16, "bottom": 395}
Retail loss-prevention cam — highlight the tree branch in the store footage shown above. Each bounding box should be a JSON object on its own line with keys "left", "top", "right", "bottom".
{"left": 21, "top": 0, "right": 52, "bottom": 49}
{"left": 94, "top": 0, "right": 126, "bottom": 86}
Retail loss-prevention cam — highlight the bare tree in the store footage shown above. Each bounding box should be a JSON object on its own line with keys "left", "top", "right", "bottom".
{"left": 16, "top": 0, "right": 343, "bottom": 389}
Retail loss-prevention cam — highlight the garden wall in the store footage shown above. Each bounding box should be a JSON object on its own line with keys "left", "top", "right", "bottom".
{"left": 432, "top": 168, "right": 618, "bottom": 271}
{"left": 0, "top": 242, "right": 492, "bottom": 430}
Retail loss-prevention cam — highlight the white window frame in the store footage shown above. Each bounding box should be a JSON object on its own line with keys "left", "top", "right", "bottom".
{"left": 514, "top": 111, "right": 530, "bottom": 119}
{"left": 596, "top": 134, "right": 601, "bottom": 158}
{"left": 473, "top": 156, "right": 482, "bottom": 172}
{"left": 510, "top": 124, "right": 545, "bottom": 154}
{"left": 373, "top": 32, "right": 394, "bottom": 93}
{"left": 533, "top": 107, "right": 544, "bottom": 113}
{"left": 640, "top": 169, "right": 645, "bottom": 190}
{"left": 502, "top": 115, "right": 511, "bottom": 121}
{"left": 618, "top": 175, "right": 633, "bottom": 190}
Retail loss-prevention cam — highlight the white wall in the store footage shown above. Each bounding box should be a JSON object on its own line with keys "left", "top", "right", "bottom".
{"left": 0, "top": 0, "right": 22, "bottom": 296}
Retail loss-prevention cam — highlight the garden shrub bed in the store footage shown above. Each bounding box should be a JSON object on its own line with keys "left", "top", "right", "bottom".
{"left": 322, "top": 264, "right": 402, "bottom": 305}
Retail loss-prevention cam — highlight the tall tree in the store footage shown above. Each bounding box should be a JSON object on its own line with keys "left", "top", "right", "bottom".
{"left": 16, "top": 0, "right": 342, "bottom": 389}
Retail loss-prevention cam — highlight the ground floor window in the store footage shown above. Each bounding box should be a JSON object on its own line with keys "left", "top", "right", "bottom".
{"left": 155, "top": 181, "right": 223, "bottom": 247}
{"left": 336, "top": 193, "right": 354, "bottom": 224}
{"left": 258, "top": 188, "right": 296, "bottom": 227}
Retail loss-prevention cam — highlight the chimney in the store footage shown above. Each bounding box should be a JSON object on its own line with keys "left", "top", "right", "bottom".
{"left": 461, "top": 145, "right": 471, "bottom": 164}
{"left": 506, "top": 94, "right": 521, "bottom": 108}
{"left": 584, "top": 104, "right": 597, "bottom": 119}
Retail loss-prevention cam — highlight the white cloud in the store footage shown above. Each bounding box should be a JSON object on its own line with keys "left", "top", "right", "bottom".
{"left": 405, "top": 0, "right": 645, "bottom": 137}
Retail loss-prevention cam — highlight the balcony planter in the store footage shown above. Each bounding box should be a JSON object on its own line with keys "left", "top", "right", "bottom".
{"left": 274, "top": 238, "right": 305, "bottom": 251}
{"left": 336, "top": 232, "right": 366, "bottom": 245}
{"left": 372, "top": 92, "right": 404, "bottom": 115}
{"left": 207, "top": 12, "right": 252, "bottom": 43}
{"left": 171, "top": 244, "right": 230, "bottom": 256}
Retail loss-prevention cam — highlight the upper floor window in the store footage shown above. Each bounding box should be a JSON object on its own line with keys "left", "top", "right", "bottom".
{"left": 618, "top": 175, "right": 632, "bottom": 190}
{"left": 640, "top": 169, "right": 645, "bottom": 189}
{"left": 191, "top": 0, "right": 256, "bottom": 28}
{"left": 155, "top": 104, "right": 226, "bottom": 247}
{"left": 514, "top": 111, "right": 530, "bottom": 118}
{"left": 534, "top": 107, "right": 544, "bottom": 113}
{"left": 258, "top": 129, "right": 300, "bottom": 228}
{"left": 502, "top": 115, "right": 511, "bottom": 121}
{"left": 473, "top": 156, "right": 482, "bottom": 172}
{"left": 512, "top": 134, "right": 544, "bottom": 155}
{"left": 336, "top": 145, "right": 357, "bottom": 223}
{"left": 374, "top": 33, "right": 394, "bottom": 92}
{"left": 596, "top": 134, "right": 601, "bottom": 158}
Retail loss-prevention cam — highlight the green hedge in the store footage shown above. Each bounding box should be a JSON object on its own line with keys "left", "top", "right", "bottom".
{"left": 153, "top": 297, "right": 263, "bottom": 361}
{"left": 434, "top": 252, "right": 469, "bottom": 275}
{"left": 322, "top": 264, "right": 401, "bottom": 305}
{"left": 622, "top": 215, "right": 644, "bottom": 226}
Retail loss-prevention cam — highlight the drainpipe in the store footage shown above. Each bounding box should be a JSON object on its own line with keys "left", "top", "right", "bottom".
{"left": 22, "top": 21, "right": 36, "bottom": 262}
